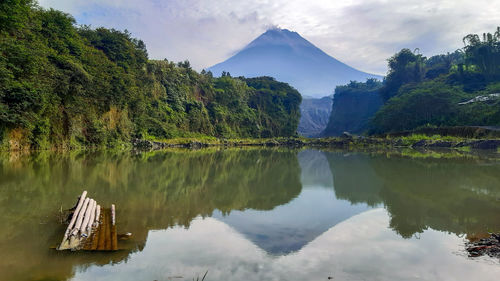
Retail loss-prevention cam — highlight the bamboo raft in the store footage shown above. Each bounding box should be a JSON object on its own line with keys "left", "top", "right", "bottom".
{"left": 57, "top": 191, "right": 118, "bottom": 251}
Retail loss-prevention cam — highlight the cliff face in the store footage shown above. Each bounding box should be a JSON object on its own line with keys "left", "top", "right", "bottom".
{"left": 298, "top": 96, "right": 333, "bottom": 137}
{"left": 322, "top": 82, "right": 382, "bottom": 136}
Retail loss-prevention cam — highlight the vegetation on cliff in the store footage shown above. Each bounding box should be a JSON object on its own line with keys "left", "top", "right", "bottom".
{"left": 322, "top": 79, "right": 382, "bottom": 136}
{"left": 370, "top": 28, "right": 500, "bottom": 133}
{"left": 0, "top": 1, "right": 301, "bottom": 150}
{"left": 323, "top": 27, "right": 500, "bottom": 136}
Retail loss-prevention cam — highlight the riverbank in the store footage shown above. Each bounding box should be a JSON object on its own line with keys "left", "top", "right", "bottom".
{"left": 133, "top": 134, "right": 500, "bottom": 152}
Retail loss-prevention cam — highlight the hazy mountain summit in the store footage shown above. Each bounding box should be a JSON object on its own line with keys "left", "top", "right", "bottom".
{"left": 208, "top": 28, "right": 382, "bottom": 98}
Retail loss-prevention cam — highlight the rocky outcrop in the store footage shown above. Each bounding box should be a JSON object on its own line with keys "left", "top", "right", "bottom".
{"left": 321, "top": 85, "right": 382, "bottom": 137}
{"left": 298, "top": 96, "right": 333, "bottom": 137}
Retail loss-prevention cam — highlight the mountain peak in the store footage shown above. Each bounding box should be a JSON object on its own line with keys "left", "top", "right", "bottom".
{"left": 208, "top": 29, "right": 382, "bottom": 98}
{"left": 244, "top": 28, "right": 311, "bottom": 50}
{"left": 263, "top": 27, "right": 295, "bottom": 34}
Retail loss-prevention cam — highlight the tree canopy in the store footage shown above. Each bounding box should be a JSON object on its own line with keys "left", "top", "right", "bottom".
{"left": 0, "top": 1, "right": 302, "bottom": 149}
{"left": 369, "top": 27, "right": 500, "bottom": 134}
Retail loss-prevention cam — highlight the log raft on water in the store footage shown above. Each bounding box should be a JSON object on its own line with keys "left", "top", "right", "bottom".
{"left": 57, "top": 191, "right": 119, "bottom": 251}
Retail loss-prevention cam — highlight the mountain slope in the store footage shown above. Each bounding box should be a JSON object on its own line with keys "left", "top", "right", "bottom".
{"left": 208, "top": 28, "right": 382, "bottom": 98}
{"left": 298, "top": 96, "right": 333, "bottom": 137}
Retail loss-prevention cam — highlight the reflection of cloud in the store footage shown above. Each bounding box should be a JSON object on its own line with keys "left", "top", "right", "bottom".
{"left": 213, "top": 188, "right": 370, "bottom": 255}
{"left": 38, "top": 0, "right": 500, "bottom": 74}
{"left": 71, "top": 209, "right": 500, "bottom": 281}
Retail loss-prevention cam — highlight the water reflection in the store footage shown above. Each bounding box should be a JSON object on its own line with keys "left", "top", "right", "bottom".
{"left": 72, "top": 210, "right": 500, "bottom": 281}
{"left": 0, "top": 149, "right": 499, "bottom": 281}
{"left": 214, "top": 150, "right": 371, "bottom": 255}
{"left": 325, "top": 152, "right": 500, "bottom": 238}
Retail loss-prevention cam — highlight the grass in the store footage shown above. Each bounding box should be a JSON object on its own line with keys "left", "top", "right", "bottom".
{"left": 456, "top": 146, "right": 472, "bottom": 152}
{"left": 400, "top": 148, "right": 460, "bottom": 159}
{"left": 399, "top": 134, "right": 464, "bottom": 146}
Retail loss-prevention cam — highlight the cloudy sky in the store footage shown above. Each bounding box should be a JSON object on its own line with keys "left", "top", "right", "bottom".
{"left": 38, "top": 0, "right": 500, "bottom": 75}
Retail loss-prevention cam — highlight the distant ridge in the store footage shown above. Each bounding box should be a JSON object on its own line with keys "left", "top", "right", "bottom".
{"left": 208, "top": 28, "right": 382, "bottom": 98}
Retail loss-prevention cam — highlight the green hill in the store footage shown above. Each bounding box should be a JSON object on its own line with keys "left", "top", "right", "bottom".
{"left": 0, "top": 1, "right": 301, "bottom": 150}
{"left": 370, "top": 28, "right": 500, "bottom": 134}
{"left": 323, "top": 27, "right": 500, "bottom": 136}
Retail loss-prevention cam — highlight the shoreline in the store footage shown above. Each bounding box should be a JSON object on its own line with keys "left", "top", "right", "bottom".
{"left": 2, "top": 135, "right": 500, "bottom": 158}
{"left": 132, "top": 135, "right": 500, "bottom": 151}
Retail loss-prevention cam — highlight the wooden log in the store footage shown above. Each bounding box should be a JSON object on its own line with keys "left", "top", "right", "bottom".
{"left": 71, "top": 197, "right": 90, "bottom": 236}
{"left": 57, "top": 193, "right": 120, "bottom": 251}
{"left": 68, "top": 197, "right": 91, "bottom": 249}
{"left": 111, "top": 204, "right": 118, "bottom": 250}
{"left": 94, "top": 205, "right": 101, "bottom": 227}
{"left": 110, "top": 224, "right": 118, "bottom": 250}
{"left": 111, "top": 204, "right": 116, "bottom": 225}
{"left": 89, "top": 223, "right": 100, "bottom": 250}
{"left": 87, "top": 201, "right": 96, "bottom": 229}
{"left": 104, "top": 209, "right": 111, "bottom": 250}
{"left": 58, "top": 191, "right": 87, "bottom": 249}
{"left": 97, "top": 209, "right": 107, "bottom": 250}
{"left": 79, "top": 199, "right": 94, "bottom": 237}
{"left": 84, "top": 200, "right": 97, "bottom": 236}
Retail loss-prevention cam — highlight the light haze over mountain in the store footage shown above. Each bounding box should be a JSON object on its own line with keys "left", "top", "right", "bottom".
{"left": 208, "top": 28, "right": 383, "bottom": 98}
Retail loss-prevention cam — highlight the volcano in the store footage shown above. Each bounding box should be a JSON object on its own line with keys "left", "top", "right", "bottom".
{"left": 208, "top": 28, "right": 382, "bottom": 98}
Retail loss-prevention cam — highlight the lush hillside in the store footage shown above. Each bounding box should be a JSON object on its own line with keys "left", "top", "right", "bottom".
{"left": 298, "top": 96, "right": 332, "bottom": 137}
{"left": 208, "top": 28, "right": 382, "bottom": 98}
{"left": 322, "top": 79, "right": 382, "bottom": 136}
{"left": 370, "top": 28, "right": 500, "bottom": 133}
{"left": 243, "top": 76, "right": 302, "bottom": 137}
{"left": 0, "top": 1, "right": 301, "bottom": 150}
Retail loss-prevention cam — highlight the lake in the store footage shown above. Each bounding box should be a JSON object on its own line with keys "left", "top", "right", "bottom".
{"left": 0, "top": 148, "right": 499, "bottom": 281}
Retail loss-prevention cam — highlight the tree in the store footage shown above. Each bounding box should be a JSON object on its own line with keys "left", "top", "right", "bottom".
{"left": 379, "top": 48, "right": 425, "bottom": 101}
{"left": 463, "top": 27, "right": 500, "bottom": 76}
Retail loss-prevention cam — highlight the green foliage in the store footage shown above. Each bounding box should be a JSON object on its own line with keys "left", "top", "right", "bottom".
{"left": 245, "top": 77, "right": 302, "bottom": 137}
{"left": 322, "top": 79, "right": 382, "bottom": 136}
{"left": 371, "top": 27, "right": 500, "bottom": 134}
{"left": 462, "top": 27, "right": 500, "bottom": 76}
{"left": 379, "top": 49, "right": 426, "bottom": 102}
{"left": 0, "top": 3, "right": 301, "bottom": 149}
{"left": 372, "top": 81, "right": 467, "bottom": 133}
{"left": 397, "top": 134, "right": 462, "bottom": 146}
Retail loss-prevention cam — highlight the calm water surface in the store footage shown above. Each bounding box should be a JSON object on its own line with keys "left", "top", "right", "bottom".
{"left": 0, "top": 148, "right": 499, "bottom": 281}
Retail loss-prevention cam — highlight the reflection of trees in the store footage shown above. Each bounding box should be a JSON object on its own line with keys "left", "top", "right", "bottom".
{"left": 0, "top": 148, "right": 302, "bottom": 281}
{"left": 325, "top": 152, "right": 500, "bottom": 238}
{"left": 327, "top": 153, "right": 383, "bottom": 206}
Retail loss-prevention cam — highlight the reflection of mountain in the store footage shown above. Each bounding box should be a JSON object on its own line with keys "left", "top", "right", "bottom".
{"left": 214, "top": 188, "right": 370, "bottom": 255}
{"left": 214, "top": 149, "right": 370, "bottom": 255}
{"left": 0, "top": 149, "right": 302, "bottom": 281}
{"left": 324, "top": 151, "right": 500, "bottom": 238}
{"left": 298, "top": 149, "right": 334, "bottom": 188}
{"left": 2, "top": 149, "right": 500, "bottom": 280}
{"left": 71, "top": 211, "right": 500, "bottom": 281}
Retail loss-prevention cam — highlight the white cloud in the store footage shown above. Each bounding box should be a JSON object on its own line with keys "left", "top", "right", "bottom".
{"left": 38, "top": 0, "right": 500, "bottom": 75}
{"left": 71, "top": 210, "right": 500, "bottom": 281}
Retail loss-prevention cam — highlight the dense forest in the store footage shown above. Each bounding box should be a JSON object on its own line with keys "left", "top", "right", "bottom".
{"left": 370, "top": 28, "right": 500, "bottom": 133}
{"left": 324, "top": 27, "right": 500, "bottom": 136}
{"left": 0, "top": 1, "right": 301, "bottom": 150}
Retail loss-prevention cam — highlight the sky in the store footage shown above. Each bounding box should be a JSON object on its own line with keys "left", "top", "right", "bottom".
{"left": 38, "top": 0, "right": 500, "bottom": 75}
